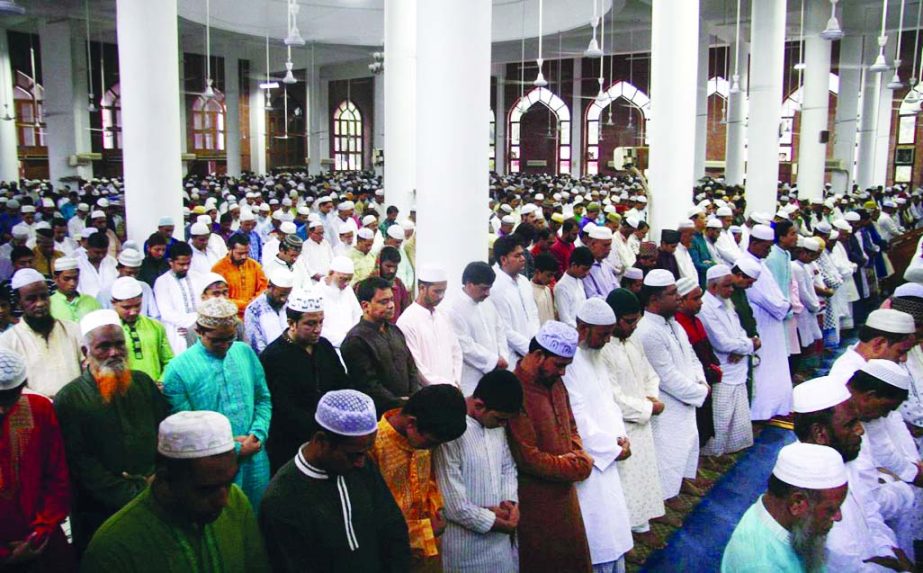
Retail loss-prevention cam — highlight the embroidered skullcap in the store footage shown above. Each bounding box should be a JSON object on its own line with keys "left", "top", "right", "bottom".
{"left": 676, "top": 277, "right": 700, "bottom": 297}
{"left": 386, "top": 225, "right": 405, "bottom": 240}
{"left": 53, "top": 257, "right": 78, "bottom": 272}
{"left": 706, "top": 218, "right": 724, "bottom": 229}
{"left": 269, "top": 268, "right": 295, "bottom": 288}
{"left": 772, "top": 442, "right": 847, "bottom": 490}
{"left": 587, "top": 225, "right": 612, "bottom": 240}
{"left": 750, "top": 224, "right": 774, "bottom": 241}
{"left": 315, "top": 390, "right": 378, "bottom": 437}
{"left": 865, "top": 309, "right": 915, "bottom": 334}
{"left": 0, "top": 348, "right": 27, "bottom": 390}
{"left": 158, "top": 216, "right": 175, "bottom": 227}
{"left": 356, "top": 227, "right": 374, "bottom": 241}
{"left": 860, "top": 359, "right": 911, "bottom": 390}
{"left": 706, "top": 264, "right": 732, "bottom": 282}
{"left": 329, "top": 256, "right": 354, "bottom": 275}
{"left": 111, "top": 276, "right": 143, "bottom": 301}
{"left": 534, "top": 320, "right": 578, "bottom": 358}
{"left": 11, "top": 268, "right": 45, "bottom": 290}
{"left": 287, "top": 289, "right": 324, "bottom": 313}
{"left": 157, "top": 411, "right": 235, "bottom": 459}
{"left": 606, "top": 288, "right": 641, "bottom": 317}
{"left": 418, "top": 266, "right": 447, "bottom": 283}
{"left": 196, "top": 297, "right": 239, "bottom": 329}
{"left": 118, "top": 248, "right": 143, "bottom": 268}
{"left": 733, "top": 257, "right": 762, "bottom": 279}
{"left": 892, "top": 296, "right": 923, "bottom": 327}
{"left": 793, "top": 376, "right": 851, "bottom": 413}
{"left": 577, "top": 297, "right": 616, "bottom": 326}
{"left": 80, "top": 309, "right": 121, "bottom": 338}
{"left": 643, "top": 269, "right": 676, "bottom": 288}
{"left": 623, "top": 267, "right": 643, "bottom": 281}
{"left": 638, "top": 241, "right": 658, "bottom": 257}
{"left": 283, "top": 234, "right": 304, "bottom": 249}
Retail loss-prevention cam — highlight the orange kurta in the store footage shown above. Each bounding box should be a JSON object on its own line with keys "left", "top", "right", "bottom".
{"left": 369, "top": 410, "right": 443, "bottom": 560}
{"left": 211, "top": 257, "right": 268, "bottom": 317}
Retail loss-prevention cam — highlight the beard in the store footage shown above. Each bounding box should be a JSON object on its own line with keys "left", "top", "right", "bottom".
{"left": 91, "top": 357, "right": 132, "bottom": 403}
{"left": 791, "top": 514, "right": 828, "bottom": 573}
{"left": 24, "top": 313, "right": 54, "bottom": 333}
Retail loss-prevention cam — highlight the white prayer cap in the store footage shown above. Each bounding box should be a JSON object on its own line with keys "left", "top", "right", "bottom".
{"left": 111, "top": 276, "right": 143, "bottom": 301}
{"left": 750, "top": 224, "right": 774, "bottom": 241}
{"left": 625, "top": 215, "right": 640, "bottom": 229}
{"left": 751, "top": 212, "right": 772, "bottom": 225}
{"left": 386, "top": 225, "right": 404, "bottom": 240}
{"left": 824, "top": 198, "right": 836, "bottom": 209}
{"left": 623, "top": 267, "right": 643, "bottom": 281}
{"left": 259, "top": 203, "right": 271, "bottom": 212}
{"left": 337, "top": 200, "right": 355, "bottom": 211}
{"left": 287, "top": 289, "right": 324, "bottom": 313}
{"left": 894, "top": 283, "right": 923, "bottom": 298}
{"left": 716, "top": 206, "right": 733, "bottom": 217}
{"left": 90, "top": 210, "right": 106, "bottom": 219}
{"left": 269, "top": 268, "right": 295, "bottom": 288}
{"left": 706, "top": 264, "right": 732, "bottom": 282}
{"left": 643, "top": 269, "right": 676, "bottom": 288}
{"left": 80, "top": 227, "right": 98, "bottom": 239}
{"left": 534, "top": 320, "right": 579, "bottom": 358}
{"left": 158, "top": 216, "right": 175, "bottom": 227}
{"left": 860, "top": 359, "right": 911, "bottom": 390}
{"left": 500, "top": 215, "right": 516, "bottom": 225}
{"left": 308, "top": 219, "right": 325, "bottom": 229}
{"left": 10, "top": 224, "right": 29, "bottom": 240}
{"left": 587, "top": 225, "right": 613, "bottom": 240}
{"left": 315, "top": 390, "right": 378, "bottom": 437}
{"left": 793, "top": 376, "right": 851, "bottom": 413}
{"left": 676, "top": 277, "right": 700, "bottom": 297}
{"left": 883, "top": 200, "right": 896, "bottom": 208}
{"left": 189, "top": 222, "right": 210, "bottom": 236}
{"left": 729, "top": 225, "right": 742, "bottom": 235}
{"left": 329, "top": 256, "right": 354, "bottom": 275}
{"left": 844, "top": 211, "right": 861, "bottom": 222}
{"left": 97, "top": 198, "right": 110, "bottom": 208}
{"left": 0, "top": 348, "right": 26, "bottom": 390}
{"left": 118, "top": 249, "right": 143, "bottom": 268}
{"left": 833, "top": 219, "right": 851, "bottom": 232}
{"left": 10, "top": 268, "right": 45, "bottom": 290}
{"left": 706, "top": 218, "right": 724, "bottom": 229}
{"left": 687, "top": 206, "right": 705, "bottom": 218}
{"left": 400, "top": 219, "right": 415, "bottom": 231}
{"left": 774, "top": 210, "right": 791, "bottom": 220}
{"left": 316, "top": 196, "right": 332, "bottom": 205}
{"left": 157, "top": 410, "right": 235, "bottom": 459}
{"left": 77, "top": 202, "right": 89, "bottom": 212}
{"left": 801, "top": 238, "right": 821, "bottom": 253}
{"left": 80, "top": 309, "right": 121, "bottom": 338}
{"left": 20, "top": 205, "right": 35, "bottom": 214}
{"left": 734, "top": 257, "right": 762, "bottom": 279}
{"left": 280, "top": 221, "right": 298, "bottom": 235}
{"left": 865, "top": 308, "right": 915, "bottom": 334}
{"left": 815, "top": 221, "right": 832, "bottom": 234}
{"left": 829, "top": 229, "right": 840, "bottom": 241}
{"left": 500, "top": 204, "right": 513, "bottom": 213}
{"left": 521, "top": 203, "right": 538, "bottom": 215}
{"left": 772, "top": 442, "right": 847, "bottom": 490}
{"left": 678, "top": 220, "right": 695, "bottom": 230}
{"left": 239, "top": 210, "right": 256, "bottom": 223}
{"left": 199, "top": 272, "right": 228, "bottom": 294}
{"left": 362, "top": 214, "right": 377, "bottom": 225}
{"left": 418, "top": 266, "right": 447, "bottom": 283}
{"left": 356, "top": 227, "right": 374, "bottom": 240}
{"left": 338, "top": 219, "right": 358, "bottom": 235}
{"left": 53, "top": 257, "right": 79, "bottom": 272}
{"left": 576, "top": 297, "right": 616, "bottom": 326}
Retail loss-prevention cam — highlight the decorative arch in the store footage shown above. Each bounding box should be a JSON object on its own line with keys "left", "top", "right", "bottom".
{"left": 101, "top": 84, "right": 122, "bottom": 150}
{"left": 192, "top": 91, "right": 226, "bottom": 152}
{"left": 13, "top": 70, "right": 45, "bottom": 147}
{"left": 333, "top": 100, "right": 363, "bottom": 171}
{"left": 585, "top": 81, "right": 650, "bottom": 175}
{"left": 508, "top": 87, "right": 571, "bottom": 174}
{"left": 779, "top": 73, "right": 839, "bottom": 162}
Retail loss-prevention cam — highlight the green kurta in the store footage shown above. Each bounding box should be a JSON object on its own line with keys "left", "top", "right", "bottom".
{"left": 123, "top": 315, "right": 174, "bottom": 381}
{"left": 82, "top": 485, "right": 270, "bottom": 573}
{"left": 49, "top": 291, "right": 101, "bottom": 323}
{"left": 53, "top": 369, "right": 169, "bottom": 553}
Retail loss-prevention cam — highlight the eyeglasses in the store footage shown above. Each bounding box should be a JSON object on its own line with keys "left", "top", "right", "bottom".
{"left": 127, "top": 325, "right": 143, "bottom": 361}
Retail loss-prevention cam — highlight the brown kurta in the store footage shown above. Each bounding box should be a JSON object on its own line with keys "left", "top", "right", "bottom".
{"left": 506, "top": 363, "right": 593, "bottom": 573}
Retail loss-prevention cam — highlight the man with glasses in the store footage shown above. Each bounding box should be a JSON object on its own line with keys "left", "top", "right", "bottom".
{"left": 109, "top": 276, "right": 173, "bottom": 382}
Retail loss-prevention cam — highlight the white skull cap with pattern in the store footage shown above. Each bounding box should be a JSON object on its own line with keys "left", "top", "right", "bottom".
{"left": 157, "top": 410, "right": 235, "bottom": 459}
{"left": 676, "top": 277, "right": 700, "bottom": 297}
{"left": 706, "top": 264, "right": 732, "bottom": 282}
{"left": 861, "top": 359, "right": 911, "bottom": 390}
{"left": 534, "top": 320, "right": 578, "bottom": 358}
{"left": 0, "top": 348, "right": 27, "bottom": 390}
{"left": 643, "top": 269, "right": 676, "bottom": 288}
{"left": 315, "top": 389, "right": 378, "bottom": 436}
{"left": 110, "top": 276, "right": 143, "bottom": 301}
{"left": 53, "top": 257, "right": 79, "bottom": 272}
{"left": 576, "top": 298, "right": 616, "bottom": 326}
{"left": 287, "top": 289, "right": 324, "bottom": 313}
{"left": 623, "top": 267, "right": 643, "bottom": 281}
{"left": 118, "top": 248, "right": 144, "bottom": 268}
{"left": 771, "top": 442, "right": 847, "bottom": 490}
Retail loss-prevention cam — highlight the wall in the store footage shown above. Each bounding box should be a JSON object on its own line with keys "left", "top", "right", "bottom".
{"left": 328, "top": 76, "right": 373, "bottom": 170}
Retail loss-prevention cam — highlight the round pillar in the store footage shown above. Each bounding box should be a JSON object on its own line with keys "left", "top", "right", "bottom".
{"left": 384, "top": 0, "right": 417, "bottom": 218}
{"left": 795, "top": 0, "right": 833, "bottom": 202}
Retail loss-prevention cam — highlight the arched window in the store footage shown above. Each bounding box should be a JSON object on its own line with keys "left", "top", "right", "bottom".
{"left": 13, "top": 70, "right": 45, "bottom": 147}
{"left": 509, "top": 87, "right": 571, "bottom": 174}
{"left": 897, "top": 89, "right": 922, "bottom": 184}
{"left": 333, "top": 100, "right": 363, "bottom": 171}
{"left": 101, "top": 84, "right": 122, "bottom": 150}
{"left": 192, "top": 91, "right": 227, "bottom": 152}
{"left": 780, "top": 73, "right": 839, "bottom": 164}
{"left": 585, "top": 81, "right": 650, "bottom": 175}
{"left": 489, "top": 109, "right": 496, "bottom": 172}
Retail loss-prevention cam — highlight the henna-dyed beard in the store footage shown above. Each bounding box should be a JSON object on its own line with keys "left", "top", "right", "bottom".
{"left": 90, "top": 357, "right": 132, "bottom": 404}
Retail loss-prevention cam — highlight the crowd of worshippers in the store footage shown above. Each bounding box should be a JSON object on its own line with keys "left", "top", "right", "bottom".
{"left": 1, "top": 169, "right": 923, "bottom": 573}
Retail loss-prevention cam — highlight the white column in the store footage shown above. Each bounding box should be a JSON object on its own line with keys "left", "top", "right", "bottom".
{"left": 744, "top": 0, "right": 786, "bottom": 215}
{"left": 856, "top": 35, "right": 880, "bottom": 190}
{"left": 71, "top": 27, "right": 93, "bottom": 180}
{"left": 648, "top": 0, "right": 699, "bottom": 237}
{"left": 177, "top": 49, "right": 189, "bottom": 176}
{"left": 317, "top": 79, "right": 329, "bottom": 172}
{"left": 832, "top": 34, "right": 862, "bottom": 193}
{"left": 694, "top": 25, "right": 709, "bottom": 180}
{"left": 116, "top": 0, "right": 184, "bottom": 242}
{"left": 0, "top": 29, "right": 20, "bottom": 183}
{"left": 725, "top": 41, "right": 749, "bottom": 186}
{"left": 795, "top": 0, "right": 832, "bottom": 202}
{"left": 416, "top": 0, "right": 490, "bottom": 285}
{"left": 306, "top": 49, "right": 321, "bottom": 174}
{"left": 249, "top": 82, "right": 267, "bottom": 174}
{"left": 494, "top": 64, "right": 506, "bottom": 176}
{"left": 384, "top": 0, "right": 417, "bottom": 216}
{"left": 223, "top": 47, "right": 241, "bottom": 176}
{"left": 571, "top": 57, "right": 583, "bottom": 177}
{"left": 39, "top": 20, "right": 83, "bottom": 184}
{"left": 373, "top": 73, "right": 384, "bottom": 176}
{"left": 872, "top": 38, "right": 896, "bottom": 187}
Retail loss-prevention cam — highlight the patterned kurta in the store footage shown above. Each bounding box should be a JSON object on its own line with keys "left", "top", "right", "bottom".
{"left": 163, "top": 341, "right": 272, "bottom": 511}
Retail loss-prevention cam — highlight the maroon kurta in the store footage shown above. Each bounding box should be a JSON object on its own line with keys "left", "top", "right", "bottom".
{"left": 506, "top": 363, "right": 593, "bottom": 573}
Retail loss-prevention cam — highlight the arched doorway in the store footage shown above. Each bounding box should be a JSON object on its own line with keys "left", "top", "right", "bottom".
{"left": 508, "top": 87, "right": 571, "bottom": 175}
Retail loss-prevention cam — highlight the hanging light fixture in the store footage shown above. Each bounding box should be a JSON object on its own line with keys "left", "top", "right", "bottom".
{"left": 584, "top": 0, "right": 602, "bottom": 58}
{"left": 793, "top": 0, "right": 806, "bottom": 71}
{"left": 284, "top": 0, "right": 305, "bottom": 47}
{"left": 606, "top": 21, "right": 615, "bottom": 127}
{"left": 203, "top": 0, "right": 215, "bottom": 98}
{"left": 908, "top": 0, "right": 923, "bottom": 104}
{"left": 594, "top": 0, "right": 606, "bottom": 102}
{"left": 84, "top": 0, "right": 97, "bottom": 112}
{"left": 262, "top": 34, "right": 277, "bottom": 109}
{"left": 870, "top": 0, "right": 891, "bottom": 72}
{"left": 729, "top": 0, "right": 742, "bottom": 94}
{"left": 887, "top": 0, "right": 907, "bottom": 89}
{"left": 533, "top": 0, "right": 548, "bottom": 87}
{"left": 821, "top": 0, "right": 844, "bottom": 41}
{"left": 283, "top": 44, "right": 297, "bottom": 84}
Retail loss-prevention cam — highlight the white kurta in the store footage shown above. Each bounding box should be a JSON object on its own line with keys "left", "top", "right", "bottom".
{"left": 742, "top": 251, "right": 792, "bottom": 420}
{"left": 301, "top": 238, "right": 334, "bottom": 284}
{"left": 636, "top": 312, "right": 709, "bottom": 498}
{"left": 602, "top": 336, "right": 666, "bottom": 528}
{"left": 396, "top": 302, "right": 463, "bottom": 387}
{"left": 444, "top": 292, "right": 509, "bottom": 396}
{"left": 613, "top": 232, "right": 636, "bottom": 270}
{"left": 490, "top": 265, "right": 540, "bottom": 364}
{"left": 699, "top": 291, "right": 753, "bottom": 386}
{"left": 154, "top": 270, "right": 201, "bottom": 355}
{"left": 675, "top": 244, "right": 698, "bottom": 281}
{"left": 76, "top": 255, "right": 119, "bottom": 299}
{"left": 318, "top": 281, "right": 362, "bottom": 349}
{"left": 0, "top": 320, "right": 82, "bottom": 398}
{"left": 714, "top": 231, "right": 742, "bottom": 266}
{"left": 190, "top": 245, "right": 222, "bottom": 276}
{"left": 554, "top": 272, "right": 587, "bottom": 328}
{"left": 792, "top": 260, "right": 823, "bottom": 347}
{"left": 563, "top": 345, "right": 634, "bottom": 564}
{"left": 261, "top": 237, "right": 280, "bottom": 268}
